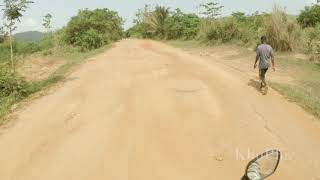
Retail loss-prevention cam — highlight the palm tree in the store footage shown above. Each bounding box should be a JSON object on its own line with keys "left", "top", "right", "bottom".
{"left": 145, "top": 5, "right": 170, "bottom": 38}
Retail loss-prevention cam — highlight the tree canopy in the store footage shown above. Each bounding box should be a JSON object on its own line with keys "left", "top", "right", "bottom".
{"left": 298, "top": 4, "right": 320, "bottom": 27}
{"left": 64, "top": 8, "right": 124, "bottom": 50}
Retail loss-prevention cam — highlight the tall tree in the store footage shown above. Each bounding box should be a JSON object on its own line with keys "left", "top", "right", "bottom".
{"left": 145, "top": 5, "right": 170, "bottom": 38}
{"left": 42, "top": 13, "right": 52, "bottom": 32}
{"left": 131, "top": 4, "right": 153, "bottom": 38}
{"left": 64, "top": 8, "right": 123, "bottom": 50}
{"left": 2, "top": 0, "right": 33, "bottom": 71}
{"left": 298, "top": 4, "right": 320, "bottom": 27}
{"left": 134, "top": 4, "right": 151, "bottom": 25}
{"left": 200, "top": 1, "right": 224, "bottom": 20}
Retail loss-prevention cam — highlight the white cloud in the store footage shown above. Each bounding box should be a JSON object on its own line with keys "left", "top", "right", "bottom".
{"left": 17, "top": 17, "right": 43, "bottom": 32}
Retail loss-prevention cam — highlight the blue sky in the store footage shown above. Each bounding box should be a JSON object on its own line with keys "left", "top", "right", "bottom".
{"left": 0, "top": 0, "right": 317, "bottom": 32}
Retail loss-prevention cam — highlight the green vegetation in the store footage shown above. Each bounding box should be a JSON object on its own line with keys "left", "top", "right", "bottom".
{"left": 127, "top": 5, "right": 200, "bottom": 40}
{"left": 145, "top": 5, "right": 170, "bottom": 38}
{"left": 0, "top": 45, "right": 108, "bottom": 121}
{"left": 0, "top": 32, "right": 55, "bottom": 64}
{"left": 168, "top": 40, "right": 320, "bottom": 118}
{"left": 303, "top": 24, "right": 320, "bottom": 61}
{"left": 264, "top": 7, "right": 301, "bottom": 51}
{"left": 271, "top": 81, "right": 320, "bottom": 117}
{"left": 270, "top": 56, "right": 320, "bottom": 117}
{"left": 42, "top": 13, "right": 53, "bottom": 32}
{"left": 0, "top": 6, "right": 123, "bottom": 121}
{"left": 64, "top": 8, "right": 123, "bottom": 50}
{"left": 0, "top": 67, "right": 31, "bottom": 119}
{"left": 14, "top": 31, "right": 44, "bottom": 42}
{"left": 2, "top": 0, "right": 34, "bottom": 71}
{"left": 199, "top": 1, "right": 224, "bottom": 20}
{"left": 127, "top": 2, "right": 320, "bottom": 118}
{"left": 165, "top": 9, "right": 201, "bottom": 40}
{"left": 298, "top": 4, "right": 320, "bottom": 28}
{"left": 1, "top": 1, "right": 320, "bottom": 120}
{"left": 127, "top": 2, "right": 320, "bottom": 59}
{"left": 0, "top": 68, "right": 30, "bottom": 99}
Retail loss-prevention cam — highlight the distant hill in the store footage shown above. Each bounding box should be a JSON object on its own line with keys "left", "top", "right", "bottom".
{"left": 14, "top": 31, "right": 44, "bottom": 42}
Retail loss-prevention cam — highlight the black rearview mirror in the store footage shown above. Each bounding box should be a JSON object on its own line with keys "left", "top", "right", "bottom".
{"left": 244, "top": 149, "right": 281, "bottom": 180}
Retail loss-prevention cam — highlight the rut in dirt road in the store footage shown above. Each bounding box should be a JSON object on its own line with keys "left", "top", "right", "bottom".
{"left": 0, "top": 39, "right": 319, "bottom": 180}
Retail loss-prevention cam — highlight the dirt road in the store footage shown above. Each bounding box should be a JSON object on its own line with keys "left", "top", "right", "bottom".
{"left": 0, "top": 39, "right": 320, "bottom": 180}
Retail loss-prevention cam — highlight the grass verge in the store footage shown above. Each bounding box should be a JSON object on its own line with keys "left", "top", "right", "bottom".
{"left": 0, "top": 45, "right": 110, "bottom": 123}
{"left": 167, "top": 40, "right": 320, "bottom": 119}
{"left": 270, "top": 82, "right": 320, "bottom": 118}
{"left": 270, "top": 55, "right": 320, "bottom": 118}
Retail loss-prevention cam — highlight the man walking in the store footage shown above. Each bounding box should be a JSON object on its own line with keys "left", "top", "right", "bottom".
{"left": 254, "top": 36, "right": 275, "bottom": 90}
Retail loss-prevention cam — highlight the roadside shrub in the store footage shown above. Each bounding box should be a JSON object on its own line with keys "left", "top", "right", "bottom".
{"left": 220, "top": 18, "right": 240, "bottom": 42}
{"left": 128, "top": 6, "right": 172, "bottom": 39}
{"left": 0, "top": 37, "right": 49, "bottom": 63}
{"left": 142, "top": 5, "right": 170, "bottom": 39}
{"left": 197, "top": 12, "right": 269, "bottom": 45}
{"left": 0, "top": 35, "right": 4, "bottom": 43}
{"left": 298, "top": 4, "right": 320, "bottom": 28}
{"left": 264, "top": 7, "right": 301, "bottom": 51}
{"left": 165, "top": 9, "right": 201, "bottom": 40}
{"left": 0, "top": 68, "right": 30, "bottom": 99}
{"left": 0, "top": 43, "right": 11, "bottom": 63}
{"left": 235, "top": 12, "right": 268, "bottom": 45}
{"left": 64, "top": 8, "right": 123, "bottom": 51}
{"left": 126, "top": 23, "right": 153, "bottom": 38}
{"left": 73, "top": 29, "right": 104, "bottom": 50}
{"left": 198, "top": 20, "right": 221, "bottom": 43}
{"left": 39, "top": 33, "right": 55, "bottom": 50}
{"left": 126, "top": 5, "right": 153, "bottom": 38}
{"left": 303, "top": 24, "right": 320, "bottom": 61}
{"left": 128, "top": 5, "right": 201, "bottom": 40}
{"left": 198, "top": 18, "right": 240, "bottom": 43}
{"left": 16, "top": 42, "right": 42, "bottom": 55}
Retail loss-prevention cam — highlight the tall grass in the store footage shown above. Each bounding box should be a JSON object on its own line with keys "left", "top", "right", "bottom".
{"left": 197, "top": 6, "right": 303, "bottom": 51}
{"left": 197, "top": 18, "right": 240, "bottom": 44}
{"left": 303, "top": 24, "right": 320, "bottom": 62}
{"left": 129, "top": 3, "right": 320, "bottom": 62}
{"left": 264, "top": 6, "right": 302, "bottom": 51}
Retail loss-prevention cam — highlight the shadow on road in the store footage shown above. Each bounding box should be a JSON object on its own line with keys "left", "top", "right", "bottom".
{"left": 248, "top": 79, "right": 269, "bottom": 95}
{"left": 248, "top": 79, "right": 266, "bottom": 95}
{"left": 248, "top": 79, "right": 261, "bottom": 91}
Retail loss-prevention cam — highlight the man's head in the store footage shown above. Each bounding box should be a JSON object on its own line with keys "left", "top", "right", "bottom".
{"left": 261, "top": 36, "right": 267, "bottom": 44}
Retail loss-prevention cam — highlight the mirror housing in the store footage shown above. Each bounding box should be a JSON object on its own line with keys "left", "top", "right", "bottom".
{"left": 243, "top": 149, "right": 281, "bottom": 180}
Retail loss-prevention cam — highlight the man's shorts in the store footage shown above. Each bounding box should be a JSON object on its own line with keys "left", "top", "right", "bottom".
{"left": 259, "top": 68, "right": 268, "bottom": 82}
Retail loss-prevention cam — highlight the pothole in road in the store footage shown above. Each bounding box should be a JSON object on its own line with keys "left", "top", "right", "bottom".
{"left": 168, "top": 77, "right": 208, "bottom": 94}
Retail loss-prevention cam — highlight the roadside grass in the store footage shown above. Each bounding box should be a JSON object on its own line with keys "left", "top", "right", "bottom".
{"left": 0, "top": 45, "right": 110, "bottom": 123}
{"left": 167, "top": 40, "right": 320, "bottom": 119}
{"left": 270, "top": 82, "right": 320, "bottom": 118}
{"left": 269, "top": 56, "right": 320, "bottom": 118}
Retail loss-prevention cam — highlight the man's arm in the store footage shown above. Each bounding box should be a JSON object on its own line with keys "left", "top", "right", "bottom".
{"left": 271, "top": 51, "right": 275, "bottom": 71}
{"left": 254, "top": 54, "right": 259, "bottom": 69}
